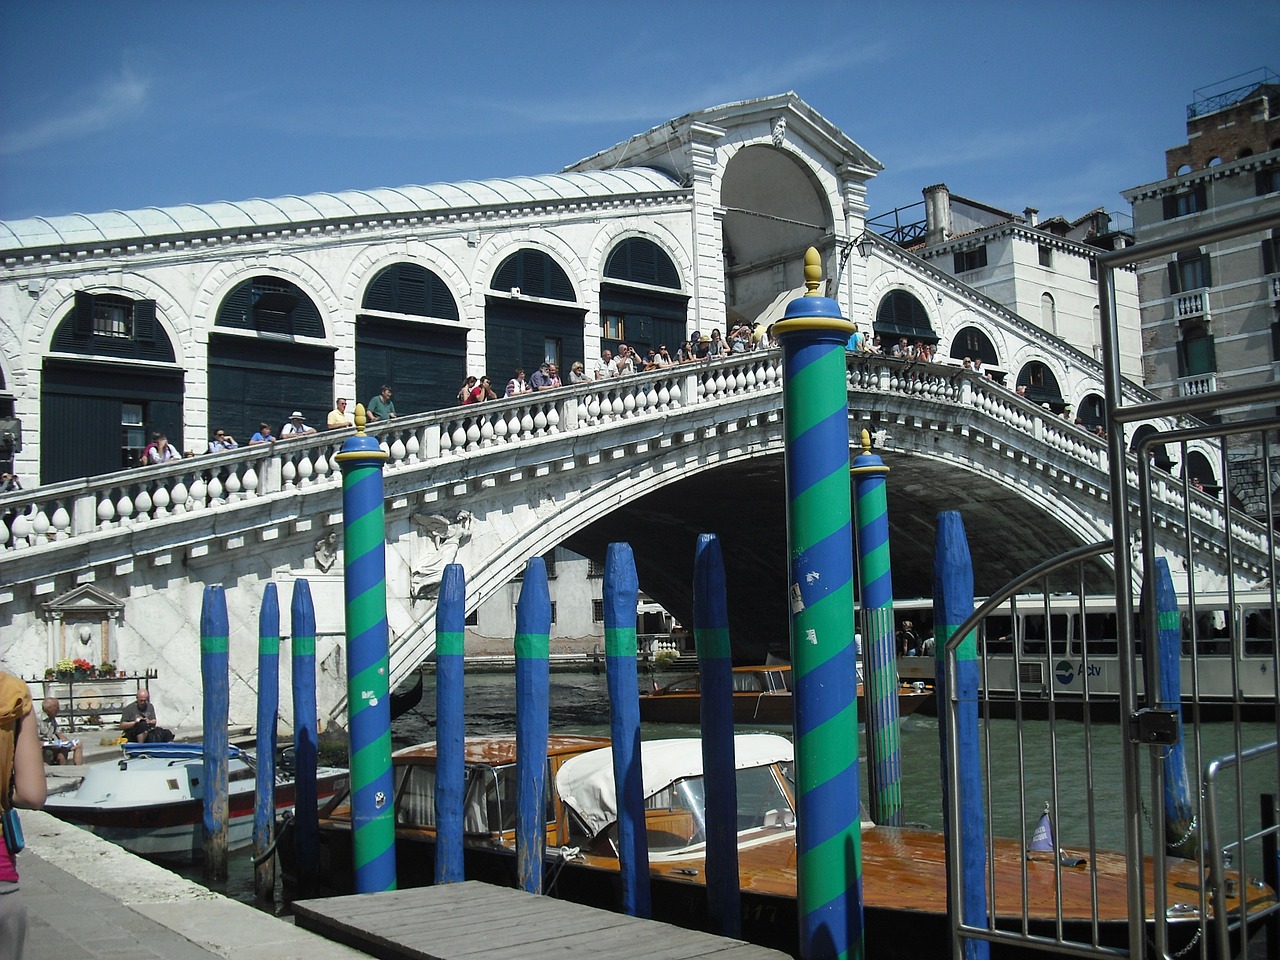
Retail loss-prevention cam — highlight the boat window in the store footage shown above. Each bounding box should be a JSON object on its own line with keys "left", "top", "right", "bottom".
{"left": 1019, "top": 613, "right": 1069, "bottom": 656}
{"left": 397, "top": 765, "right": 438, "bottom": 827}
{"left": 1242, "top": 607, "right": 1275, "bottom": 657}
{"left": 731, "top": 672, "right": 765, "bottom": 693}
{"left": 1073, "top": 612, "right": 1120, "bottom": 656}
{"left": 1182, "top": 609, "right": 1232, "bottom": 656}
{"left": 734, "top": 764, "right": 792, "bottom": 831}
{"left": 666, "top": 676, "right": 699, "bottom": 693}
{"left": 982, "top": 616, "right": 1014, "bottom": 655}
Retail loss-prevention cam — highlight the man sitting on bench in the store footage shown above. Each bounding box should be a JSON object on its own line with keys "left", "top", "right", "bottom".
{"left": 37, "top": 696, "right": 83, "bottom": 765}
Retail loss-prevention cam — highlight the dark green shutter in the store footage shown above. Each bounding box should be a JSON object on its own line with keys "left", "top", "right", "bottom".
{"left": 74, "top": 291, "right": 94, "bottom": 336}
{"left": 132, "top": 300, "right": 156, "bottom": 342}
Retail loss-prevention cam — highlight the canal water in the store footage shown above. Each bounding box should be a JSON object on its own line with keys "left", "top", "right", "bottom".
{"left": 182, "top": 666, "right": 1278, "bottom": 910}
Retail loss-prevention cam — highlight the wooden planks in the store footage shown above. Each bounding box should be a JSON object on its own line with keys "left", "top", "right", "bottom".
{"left": 293, "top": 882, "right": 779, "bottom": 959}
{"left": 292, "top": 881, "right": 791, "bottom": 960}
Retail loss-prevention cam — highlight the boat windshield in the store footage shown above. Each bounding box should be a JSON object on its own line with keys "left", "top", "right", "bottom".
{"left": 395, "top": 761, "right": 556, "bottom": 835}
{"left": 594, "top": 763, "right": 794, "bottom": 853}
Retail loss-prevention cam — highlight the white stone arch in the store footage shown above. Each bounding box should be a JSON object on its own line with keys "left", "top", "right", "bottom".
{"left": 192, "top": 255, "right": 342, "bottom": 344}
{"left": 940, "top": 308, "right": 1013, "bottom": 369}
{"left": 33, "top": 272, "right": 192, "bottom": 370}
{"left": 865, "top": 269, "right": 942, "bottom": 338}
{"left": 340, "top": 241, "right": 476, "bottom": 328}
{"left": 469, "top": 230, "right": 589, "bottom": 309}
{"left": 712, "top": 135, "right": 843, "bottom": 232}
{"left": 1008, "top": 345, "right": 1072, "bottom": 405}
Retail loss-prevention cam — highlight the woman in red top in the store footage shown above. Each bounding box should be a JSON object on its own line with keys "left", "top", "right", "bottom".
{"left": 465, "top": 377, "right": 498, "bottom": 404}
{"left": 0, "top": 671, "right": 47, "bottom": 958}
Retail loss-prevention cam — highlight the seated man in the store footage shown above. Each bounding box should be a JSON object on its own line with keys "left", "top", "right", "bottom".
{"left": 37, "top": 696, "right": 83, "bottom": 765}
{"left": 120, "top": 688, "right": 172, "bottom": 743}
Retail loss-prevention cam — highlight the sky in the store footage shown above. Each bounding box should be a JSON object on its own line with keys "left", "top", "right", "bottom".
{"left": 1, "top": 1, "right": 1277, "bottom": 228}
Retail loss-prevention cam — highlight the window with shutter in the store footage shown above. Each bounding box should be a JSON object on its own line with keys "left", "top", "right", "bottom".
{"left": 604, "top": 238, "right": 681, "bottom": 289}
{"left": 1263, "top": 230, "right": 1280, "bottom": 276}
{"left": 491, "top": 250, "right": 576, "bottom": 302}
{"left": 362, "top": 264, "right": 458, "bottom": 320}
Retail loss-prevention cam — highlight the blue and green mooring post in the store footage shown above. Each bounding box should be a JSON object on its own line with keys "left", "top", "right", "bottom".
{"left": 775, "top": 247, "right": 863, "bottom": 960}
{"left": 253, "top": 582, "right": 280, "bottom": 901}
{"left": 515, "top": 556, "right": 551, "bottom": 895}
{"left": 200, "top": 585, "right": 230, "bottom": 882}
{"left": 434, "top": 563, "right": 467, "bottom": 884}
{"left": 335, "top": 403, "right": 396, "bottom": 893}
{"left": 851, "top": 428, "right": 903, "bottom": 826}
{"left": 290, "top": 578, "right": 320, "bottom": 892}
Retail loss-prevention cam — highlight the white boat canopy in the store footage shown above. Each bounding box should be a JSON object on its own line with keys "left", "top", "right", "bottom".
{"left": 556, "top": 733, "right": 793, "bottom": 837}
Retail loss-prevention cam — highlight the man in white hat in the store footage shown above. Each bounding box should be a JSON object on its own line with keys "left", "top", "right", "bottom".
{"left": 280, "top": 411, "right": 316, "bottom": 436}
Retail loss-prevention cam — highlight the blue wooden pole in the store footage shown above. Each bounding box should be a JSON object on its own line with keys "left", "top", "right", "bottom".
{"left": 200, "top": 585, "right": 230, "bottom": 882}
{"left": 603, "top": 541, "right": 651, "bottom": 918}
{"left": 290, "top": 578, "right": 319, "bottom": 895}
{"left": 1154, "top": 557, "right": 1196, "bottom": 858}
{"left": 851, "top": 429, "right": 903, "bottom": 826}
{"left": 435, "top": 563, "right": 467, "bottom": 884}
{"left": 253, "top": 582, "right": 280, "bottom": 902}
{"left": 515, "top": 556, "right": 551, "bottom": 895}
{"left": 693, "top": 533, "right": 740, "bottom": 937}
{"left": 775, "top": 249, "right": 862, "bottom": 960}
{"left": 335, "top": 407, "right": 396, "bottom": 893}
{"left": 934, "top": 511, "right": 989, "bottom": 960}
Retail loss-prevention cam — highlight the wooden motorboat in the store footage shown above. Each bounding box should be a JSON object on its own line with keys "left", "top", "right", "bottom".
{"left": 277, "top": 732, "right": 1268, "bottom": 958}
{"left": 44, "top": 741, "right": 348, "bottom": 861}
{"left": 638, "top": 663, "right": 931, "bottom": 725}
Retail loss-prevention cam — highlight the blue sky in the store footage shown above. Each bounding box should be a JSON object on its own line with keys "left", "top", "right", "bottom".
{"left": 2, "top": 1, "right": 1276, "bottom": 227}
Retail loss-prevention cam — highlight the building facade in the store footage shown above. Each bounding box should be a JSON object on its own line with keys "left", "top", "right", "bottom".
{"left": 1122, "top": 70, "right": 1280, "bottom": 506}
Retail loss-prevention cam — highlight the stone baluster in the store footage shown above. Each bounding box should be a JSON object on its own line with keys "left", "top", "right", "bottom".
{"left": 405, "top": 429, "right": 421, "bottom": 462}
{"left": 96, "top": 489, "right": 116, "bottom": 528}
{"left": 30, "top": 506, "right": 50, "bottom": 543}
{"left": 389, "top": 432, "right": 407, "bottom": 463}
{"left": 296, "top": 451, "right": 315, "bottom": 486}
{"left": 465, "top": 418, "right": 481, "bottom": 449}
{"left": 10, "top": 510, "right": 32, "bottom": 548}
{"left": 281, "top": 456, "right": 298, "bottom": 490}
{"left": 222, "top": 468, "right": 241, "bottom": 501}
{"left": 121, "top": 487, "right": 141, "bottom": 524}
{"left": 171, "top": 478, "right": 189, "bottom": 513}
{"left": 545, "top": 401, "right": 560, "bottom": 434}
{"left": 50, "top": 502, "right": 71, "bottom": 540}
{"left": 189, "top": 473, "right": 208, "bottom": 510}
{"left": 151, "top": 482, "right": 171, "bottom": 517}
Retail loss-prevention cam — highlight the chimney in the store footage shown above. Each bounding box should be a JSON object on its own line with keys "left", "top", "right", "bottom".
{"left": 1023, "top": 207, "right": 1039, "bottom": 226}
{"left": 923, "top": 184, "right": 952, "bottom": 246}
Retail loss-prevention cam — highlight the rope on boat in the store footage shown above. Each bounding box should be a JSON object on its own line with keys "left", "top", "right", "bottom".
{"left": 544, "top": 845, "right": 583, "bottom": 895}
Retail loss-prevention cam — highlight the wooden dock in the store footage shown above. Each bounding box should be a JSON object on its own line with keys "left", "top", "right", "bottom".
{"left": 292, "top": 880, "right": 792, "bottom": 960}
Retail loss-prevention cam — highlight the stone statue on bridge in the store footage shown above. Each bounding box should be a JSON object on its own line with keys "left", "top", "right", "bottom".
{"left": 410, "top": 511, "right": 474, "bottom": 600}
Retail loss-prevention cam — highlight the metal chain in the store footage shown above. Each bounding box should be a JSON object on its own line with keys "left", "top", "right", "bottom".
{"left": 1140, "top": 797, "right": 1200, "bottom": 851}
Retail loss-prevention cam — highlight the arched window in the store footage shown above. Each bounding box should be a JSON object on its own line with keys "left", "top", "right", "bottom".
{"left": 948, "top": 326, "right": 999, "bottom": 367}
{"left": 1040, "top": 292, "right": 1056, "bottom": 335}
{"left": 1131, "top": 423, "right": 1172, "bottom": 472}
{"left": 874, "top": 290, "right": 934, "bottom": 342}
{"left": 216, "top": 276, "right": 325, "bottom": 337}
{"left": 1016, "top": 360, "right": 1065, "bottom": 411}
{"left": 600, "top": 238, "right": 687, "bottom": 358}
{"left": 363, "top": 263, "right": 459, "bottom": 319}
{"left": 1077, "top": 393, "right": 1106, "bottom": 430}
{"left": 1183, "top": 450, "right": 1217, "bottom": 493}
{"left": 492, "top": 249, "right": 576, "bottom": 302}
{"left": 43, "top": 292, "right": 182, "bottom": 482}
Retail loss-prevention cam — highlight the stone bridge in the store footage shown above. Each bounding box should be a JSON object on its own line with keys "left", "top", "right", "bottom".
{"left": 0, "top": 350, "right": 1267, "bottom": 730}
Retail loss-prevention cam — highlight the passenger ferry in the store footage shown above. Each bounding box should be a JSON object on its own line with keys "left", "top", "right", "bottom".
{"left": 886, "top": 590, "right": 1278, "bottom": 717}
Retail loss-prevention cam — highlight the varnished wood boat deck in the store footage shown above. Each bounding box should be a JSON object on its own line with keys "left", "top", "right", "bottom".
{"left": 293, "top": 880, "right": 792, "bottom": 960}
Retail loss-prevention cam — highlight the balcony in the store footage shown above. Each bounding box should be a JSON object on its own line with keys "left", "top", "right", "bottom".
{"left": 1178, "top": 373, "right": 1218, "bottom": 397}
{"left": 1174, "top": 288, "right": 1211, "bottom": 322}
{"left": 1271, "top": 275, "right": 1280, "bottom": 302}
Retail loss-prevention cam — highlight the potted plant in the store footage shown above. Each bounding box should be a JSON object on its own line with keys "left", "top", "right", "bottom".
{"left": 98, "top": 661, "right": 117, "bottom": 677}
{"left": 72, "top": 658, "right": 95, "bottom": 680}
{"left": 54, "top": 658, "right": 75, "bottom": 680}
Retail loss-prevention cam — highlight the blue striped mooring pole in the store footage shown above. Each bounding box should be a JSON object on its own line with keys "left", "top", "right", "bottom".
{"left": 434, "top": 563, "right": 467, "bottom": 884}
{"left": 290, "top": 578, "right": 320, "bottom": 894}
{"left": 253, "top": 582, "right": 280, "bottom": 901}
{"left": 201, "top": 585, "right": 230, "bottom": 882}
{"left": 515, "top": 556, "right": 551, "bottom": 895}
{"left": 774, "top": 247, "right": 862, "bottom": 960}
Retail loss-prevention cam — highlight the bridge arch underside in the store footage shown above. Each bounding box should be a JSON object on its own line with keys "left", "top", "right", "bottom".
{"left": 562, "top": 452, "right": 1114, "bottom": 663}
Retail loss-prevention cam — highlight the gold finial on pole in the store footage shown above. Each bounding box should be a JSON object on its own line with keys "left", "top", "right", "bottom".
{"left": 860, "top": 428, "right": 872, "bottom": 455}
{"left": 354, "top": 402, "right": 368, "bottom": 436}
{"left": 803, "top": 246, "right": 823, "bottom": 297}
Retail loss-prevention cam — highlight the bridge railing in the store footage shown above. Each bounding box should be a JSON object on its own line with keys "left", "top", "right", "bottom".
{"left": 0, "top": 350, "right": 788, "bottom": 552}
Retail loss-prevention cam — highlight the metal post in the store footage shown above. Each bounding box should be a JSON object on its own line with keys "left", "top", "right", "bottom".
{"left": 515, "top": 556, "right": 550, "bottom": 895}
{"left": 693, "top": 533, "right": 740, "bottom": 936}
{"left": 200, "top": 584, "right": 230, "bottom": 882}
{"left": 335, "top": 403, "right": 396, "bottom": 893}
{"left": 604, "top": 541, "right": 651, "bottom": 917}
{"left": 253, "top": 582, "right": 280, "bottom": 901}
{"left": 434, "top": 563, "right": 466, "bottom": 885}
{"left": 1154, "top": 557, "right": 1195, "bottom": 858}
{"left": 774, "top": 247, "right": 862, "bottom": 960}
{"left": 851, "top": 427, "right": 903, "bottom": 826}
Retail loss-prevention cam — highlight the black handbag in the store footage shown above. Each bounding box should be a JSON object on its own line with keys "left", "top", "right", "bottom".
{"left": 2, "top": 772, "right": 22, "bottom": 855}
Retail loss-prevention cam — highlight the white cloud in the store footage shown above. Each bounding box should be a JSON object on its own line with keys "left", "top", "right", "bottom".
{"left": 1, "top": 67, "right": 149, "bottom": 156}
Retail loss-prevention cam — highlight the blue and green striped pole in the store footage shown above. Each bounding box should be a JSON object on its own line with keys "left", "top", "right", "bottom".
{"left": 1154, "top": 557, "right": 1195, "bottom": 857}
{"left": 603, "top": 541, "right": 651, "bottom": 918}
{"left": 335, "top": 403, "right": 396, "bottom": 893}
{"left": 693, "top": 533, "right": 740, "bottom": 937}
{"left": 515, "top": 556, "right": 551, "bottom": 895}
{"left": 435, "top": 563, "right": 467, "bottom": 884}
{"left": 774, "top": 247, "right": 862, "bottom": 960}
{"left": 934, "top": 511, "right": 989, "bottom": 960}
{"left": 201, "top": 585, "right": 230, "bottom": 882}
{"left": 851, "top": 428, "right": 903, "bottom": 826}
{"left": 290, "top": 578, "right": 319, "bottom": 894}
{"left": 253, "top": 582, "right": 280, "bottom": 901}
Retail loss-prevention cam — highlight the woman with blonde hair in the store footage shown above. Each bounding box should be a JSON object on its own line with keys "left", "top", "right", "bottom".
{"left": 1, "top": 671, "right": 47, "bottom": 958}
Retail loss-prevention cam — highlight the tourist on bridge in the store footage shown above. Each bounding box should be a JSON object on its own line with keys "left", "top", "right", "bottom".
{"left": 208, "top": 429, "right": 238, "bottom": 453}
{"left": 547, "top": 363, "right": 562, "bottom": 387}
{"left": 595, "top": 349, "right": 618, "bottom": 379}
{"left": 142, "top": 433, "right": 180, "bottom": 465}
{"left": 897, "top": 620, "right": 921, "bottom": 658}
{"left": 36, "top": 697, "right": 82, "bottom": 766}
{"left": 652, "top": 345, "right": 674, "bottom": 367}
{"left": 250, "top": 422, "right": 275, "bottom": 445}
{"left": 464, "top": 377, "right": 497, "bottom": 404}
{"left": 530, "top": 363, "right": 553, "bottom": 390}
{"left": 327, "top": 398, "right": 353, "bottom": 429}
{"left": 569, "top": 361, "right": 588, "bottom": 384}
{"left": 366, "top": 385, "right": 397, "bottom": 421}
{"left": 506, "top": 369, "right": 531, "bottom": 396}
{"left": 281, "top": 412, "right": 316, "bottom": 436}
{"left": 456, "top": 376, "right": 477, "bottom": 404}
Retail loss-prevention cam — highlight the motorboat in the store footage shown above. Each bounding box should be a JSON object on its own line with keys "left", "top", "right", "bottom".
{"left": 638, "top": 663, "right": 931, "bottom": 725}
{"left": 44, "top": 741, "right": 348, "bottom": 861}
{"left": 277, "top": 732, "right": 1265, "bottom": 957}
